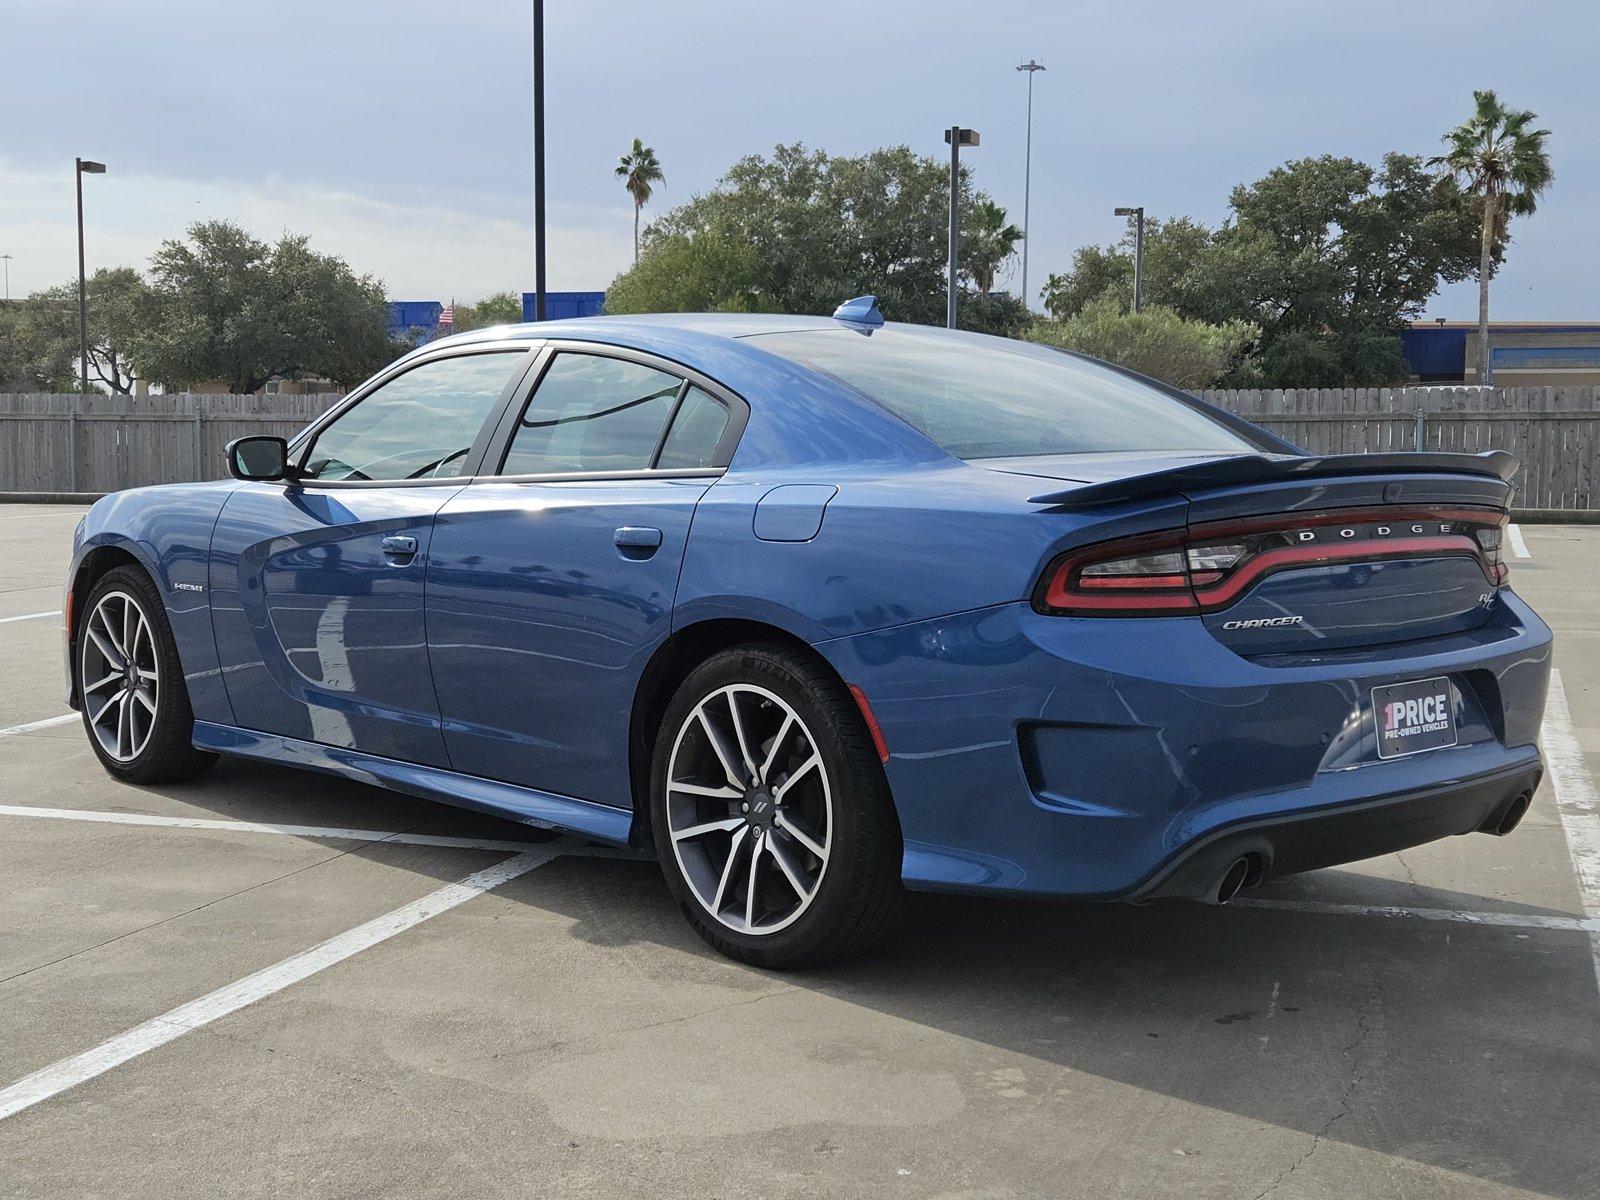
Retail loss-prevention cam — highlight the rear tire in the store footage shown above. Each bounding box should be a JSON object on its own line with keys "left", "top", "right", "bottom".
{"left": 651, "top": 643, "right": 905, "bottom": 968}
{"left": 78, "top": 565, "right": 218, "bottom": 785}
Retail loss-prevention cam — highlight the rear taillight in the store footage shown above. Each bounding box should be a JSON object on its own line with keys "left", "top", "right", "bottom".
{"left": 1035, "top": 507, "right": 1508, "bottom": 617}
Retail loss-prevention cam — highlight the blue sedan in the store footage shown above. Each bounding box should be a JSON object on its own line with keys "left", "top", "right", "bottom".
{"left": 64, "top": 302, "right": 1552, "bottom": 966}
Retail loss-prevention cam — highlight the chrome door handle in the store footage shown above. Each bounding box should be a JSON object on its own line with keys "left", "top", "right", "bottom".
{"left": 614, "top": 527, "right": 663, "bottom": 550}
{"left": 381, "top": 534, "right": 418, "bottom": 558}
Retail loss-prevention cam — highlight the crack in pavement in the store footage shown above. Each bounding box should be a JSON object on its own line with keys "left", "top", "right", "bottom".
{"left": 1252, "top": 988, "right": 1382, "bottom": 1199}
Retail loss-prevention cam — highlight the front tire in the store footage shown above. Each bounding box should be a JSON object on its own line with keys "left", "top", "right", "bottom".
{"left": 78, "top": 565, "right": 217, "bottom": 785}
{"left": 651, "top": 644, "right": 905, "bottom": 968}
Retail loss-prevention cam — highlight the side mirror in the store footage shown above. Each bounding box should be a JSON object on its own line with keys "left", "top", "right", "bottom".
{"left": 226, "top": 435, "right": 291, "bottom": 482}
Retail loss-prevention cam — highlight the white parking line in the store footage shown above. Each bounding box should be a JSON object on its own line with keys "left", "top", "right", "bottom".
{"left": 0, "top": 802, "right": 558, "bottom": 854}
{"left": 0, "top": 714, "right": 77, "bottom": 738}
{"left": 0, "top": 610, "right": 60, "bottom": 624}
{"left": 1540, "top": 669, "right": 1600, "bottom": 993}
{"left": 0, "top": 848, "right": 554, "bottom": 1122}
{"left": 1508, "top": 523, "right": 1532, "bottom": 558}
{"left": 1239, "top": 897, "right": 1598, "bottom": 934}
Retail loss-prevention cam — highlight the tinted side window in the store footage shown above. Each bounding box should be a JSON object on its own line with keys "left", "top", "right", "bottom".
{"left": 655, "top": 386, "right": 731, "bottom": 469}
{"left": 302, "top": 352, "right": 523, "bottom": 481}
{"left": 501, "top": 353, "right": 681, "bottom": 475}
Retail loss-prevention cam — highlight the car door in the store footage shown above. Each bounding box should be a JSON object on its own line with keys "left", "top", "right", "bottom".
{"left": 426, "top": 344, "right": 744, "bottom": 808}
{"left": 208, "top": 345, "right": 537, "bottom": 765}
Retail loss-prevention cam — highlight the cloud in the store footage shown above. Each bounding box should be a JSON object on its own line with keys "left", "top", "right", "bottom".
{"left": 0, "top": 159, "right": 633, "bottom": 302}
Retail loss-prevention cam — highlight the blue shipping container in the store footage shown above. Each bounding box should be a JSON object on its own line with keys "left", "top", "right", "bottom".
{"left": 522, "top": 291, "right": 605, "bottom": 322}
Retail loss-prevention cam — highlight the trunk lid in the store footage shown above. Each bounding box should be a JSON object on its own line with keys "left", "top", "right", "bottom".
{"left": 999, "top": 450, "right": 1514, "bottom": 655}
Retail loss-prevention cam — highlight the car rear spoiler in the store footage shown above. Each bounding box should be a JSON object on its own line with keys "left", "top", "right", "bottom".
{"left": 1027, "top": 450, "right": 1519, "bottom": 509}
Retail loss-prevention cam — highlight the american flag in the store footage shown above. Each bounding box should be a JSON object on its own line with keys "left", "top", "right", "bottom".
{"left": 439, "top": 303, "right": 455, "bottom": 329}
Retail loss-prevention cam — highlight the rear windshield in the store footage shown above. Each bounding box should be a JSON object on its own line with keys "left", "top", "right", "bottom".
{"left": 748, "top": 326, "right": 1259, "bottom": 460}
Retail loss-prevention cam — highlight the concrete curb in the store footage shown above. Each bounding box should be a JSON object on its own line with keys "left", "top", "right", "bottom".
{"left": 0, "top": 493, "right": 105, "bottom": 505}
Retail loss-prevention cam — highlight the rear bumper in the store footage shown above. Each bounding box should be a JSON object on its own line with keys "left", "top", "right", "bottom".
{"left": 817, "top": 590, "right": 1553, "bottom": 900}
{"left": 1134, "top": 759, "right": 1540, "bottom": 902}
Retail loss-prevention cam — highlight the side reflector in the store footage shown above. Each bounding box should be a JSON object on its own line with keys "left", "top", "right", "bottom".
{"left": 847, "top": 684, "right": 891, "bottom": 764}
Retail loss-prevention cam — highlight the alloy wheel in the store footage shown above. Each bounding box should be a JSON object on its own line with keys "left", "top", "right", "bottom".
{"left": 665, "top": 683, "right": 833, "bottom": 935}
{"left": 81, "top": 590, "right": 160, "bottom": 763}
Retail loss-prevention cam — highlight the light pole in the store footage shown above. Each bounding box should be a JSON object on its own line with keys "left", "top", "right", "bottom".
{"left": 1, "top": 254, "right": 12, "bottom": 301}
{"left": 1016, "top": 60, "right": 1045, "bottom": 310}
{"left": 1114, "top": 205, "right": 1144, "bottom": 313}
{"left": 76, "top": 158, "right": 106, "bottom": 394}
{"left": 944, "top": 126, "right": 979, "bottom": 330}
{"left": 531, "top": 0, "right": 547, "bottom": 321}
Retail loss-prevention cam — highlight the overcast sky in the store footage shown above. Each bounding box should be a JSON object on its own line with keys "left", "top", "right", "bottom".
{"left": 2, "top": 0, "right": 1594, "bottom": 319}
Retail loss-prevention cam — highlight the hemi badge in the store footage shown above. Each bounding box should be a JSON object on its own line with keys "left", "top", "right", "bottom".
{"left": 173, "top": 582, "right": 204, "bottom": 592}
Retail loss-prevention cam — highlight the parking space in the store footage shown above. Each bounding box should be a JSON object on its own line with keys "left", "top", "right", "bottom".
{"left": 2, "top": 505, "right": 1597, "bottom": 1199}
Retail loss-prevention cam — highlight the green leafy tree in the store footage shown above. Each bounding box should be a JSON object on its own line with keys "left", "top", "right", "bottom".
{"left": 616, "top": 138, "right": 665, "bottom": 264}
{"left": 22, "top": 268, "right": 156, "bottom": 393}
{"left": 0, "top": 299, "right": 74, "bottom": 390}
{"left": 135, "top": 221, "right": 395, "bottom": 393}
{"left": 604, "top": 230, "right": 772, "bottom": 314}
{"left": 1042, "top": 216, "right": 1213, "bottom": 319}
{"left": 608, "top": 143, "right": 1012, "bottom": 329}
{"left": 1040, "top": 154, "right": 1482, "bottom": 386}
{"left": 1431, "top": 90, "right": 1554, "bottom": 381}
{"left": 452, "top": 291, "right": 524, "bottom": 332}
{"left": 1025, "top": 299, "right": 1256, "bottom": 389}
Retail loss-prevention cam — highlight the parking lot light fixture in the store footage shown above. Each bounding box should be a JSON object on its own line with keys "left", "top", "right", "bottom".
{"left": 944, "top": 126, "right": 979, "bottom": 329}
{"left": 76, "top": 158, "right": 107, "bottom": 394}
{"left": 1114, "top": 205, "right": 1144, "bottom": 313}
{"left": 1016, "top": 60, "right": 1046, "bottom": 310}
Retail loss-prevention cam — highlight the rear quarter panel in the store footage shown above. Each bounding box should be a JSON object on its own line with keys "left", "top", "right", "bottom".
{"left": 674, "top": 463, "right": 1189, "bottom": 642}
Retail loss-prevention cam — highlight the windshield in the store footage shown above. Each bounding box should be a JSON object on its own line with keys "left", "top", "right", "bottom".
{"left": 747, "top": 326, "right": 1261, "bottom": 460}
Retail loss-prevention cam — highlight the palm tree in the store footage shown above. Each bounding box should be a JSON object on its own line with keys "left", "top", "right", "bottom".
{"left": 1431, "top": 91, "right": 1553, "bottom": 383}
{"left": 964, "top": 200, "right": 1024, "bottom": 295}
{"left": 615, "top": 138, "right": 665, "bottom": 264}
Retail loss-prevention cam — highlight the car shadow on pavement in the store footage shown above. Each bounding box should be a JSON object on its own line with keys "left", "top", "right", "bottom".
{"left": 136, "top": 756, "right": 1600, "bottom": 1199}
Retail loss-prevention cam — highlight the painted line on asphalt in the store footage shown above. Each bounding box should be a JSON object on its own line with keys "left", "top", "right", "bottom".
{"left": 0, "top": 848, "right": 555, "bottom": 1123}
{"left": 1540, "top": 669, "right": 1600, "bottom": 994}
{"left": 0, "top": 610, "right": 60, "bottom": 625}
{"left": 0, "top": 799, "right": 1584, "bottom": 934}
{"left": 0, "top": 802, "right": 565, "bottom": 855}
{"left": 1508, "top": 523, "right": 1532, "bottom": 559}
{"left": 0, "top": 714, "right": 77, "bottom": 738}
{"left": 1238, "top": 897, "right": 1598, "bottom": 934}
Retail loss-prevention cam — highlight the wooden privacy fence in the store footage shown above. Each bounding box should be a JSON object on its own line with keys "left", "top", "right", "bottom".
{"left": 0, "top": 393, "right": 343, "bottom": 495}
{"left": 1, "top": 386, "right": 1597, "bottom": 511}
{"left": 1194, "top": 385, "right": 1600, "bottom": 512}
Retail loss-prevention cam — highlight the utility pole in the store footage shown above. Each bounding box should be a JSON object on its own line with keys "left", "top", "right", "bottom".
{"left": 1115, "top": 205, "right": 1145, "bottom": 312}
{"left": 944, "top": 126, "right": 979, "bottom": 330}
{"left": 1015, "top": 60, "right": 1045, "bottom": 310}
{"left": 75, "top": 158, "right": 106, "bottom": 394}
{"left": 532, "top": 0, "right": 548, "bottom": 321}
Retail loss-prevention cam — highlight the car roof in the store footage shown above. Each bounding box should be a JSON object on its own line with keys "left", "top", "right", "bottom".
{"left": 415, "top": 314, "right": 961, "bottom": 472}
{"left": 427, "top": 311, "right": 852, "bottom": 352}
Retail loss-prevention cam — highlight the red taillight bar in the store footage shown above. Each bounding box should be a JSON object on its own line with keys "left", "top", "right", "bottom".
{"left": 1035, "top": 506, "right": 1507, "bottom": 618}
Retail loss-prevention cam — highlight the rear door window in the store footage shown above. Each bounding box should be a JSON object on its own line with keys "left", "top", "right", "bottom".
{"left": 501, "top": 353, "right": 682, "bottom": 475}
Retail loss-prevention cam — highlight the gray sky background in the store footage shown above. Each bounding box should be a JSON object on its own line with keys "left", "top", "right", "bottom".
{"left": 2, "top": 0, "right": 1594, "bottom": 319}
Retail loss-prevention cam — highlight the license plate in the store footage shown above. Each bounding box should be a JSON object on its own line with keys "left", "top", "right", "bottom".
{"left": 1372, "top": 677, "right": 1457, "bottom": 759}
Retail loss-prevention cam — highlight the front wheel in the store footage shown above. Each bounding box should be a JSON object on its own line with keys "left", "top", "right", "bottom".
{"left": 78, "top": 565, "right": 218, "bottom": 784}
{"left": 651, "top": 644, "right": 905, "bottom": 968}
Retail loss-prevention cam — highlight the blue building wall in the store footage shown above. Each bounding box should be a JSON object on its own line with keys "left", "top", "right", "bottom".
{"left": 522, "top": 291, "right": 606, "bottom": 322}
{"left": 1401, "top": 327, "right": 1468, "bottom": 380}
{"left": 388, "top": 300, "right": 443, "bottom": 343}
